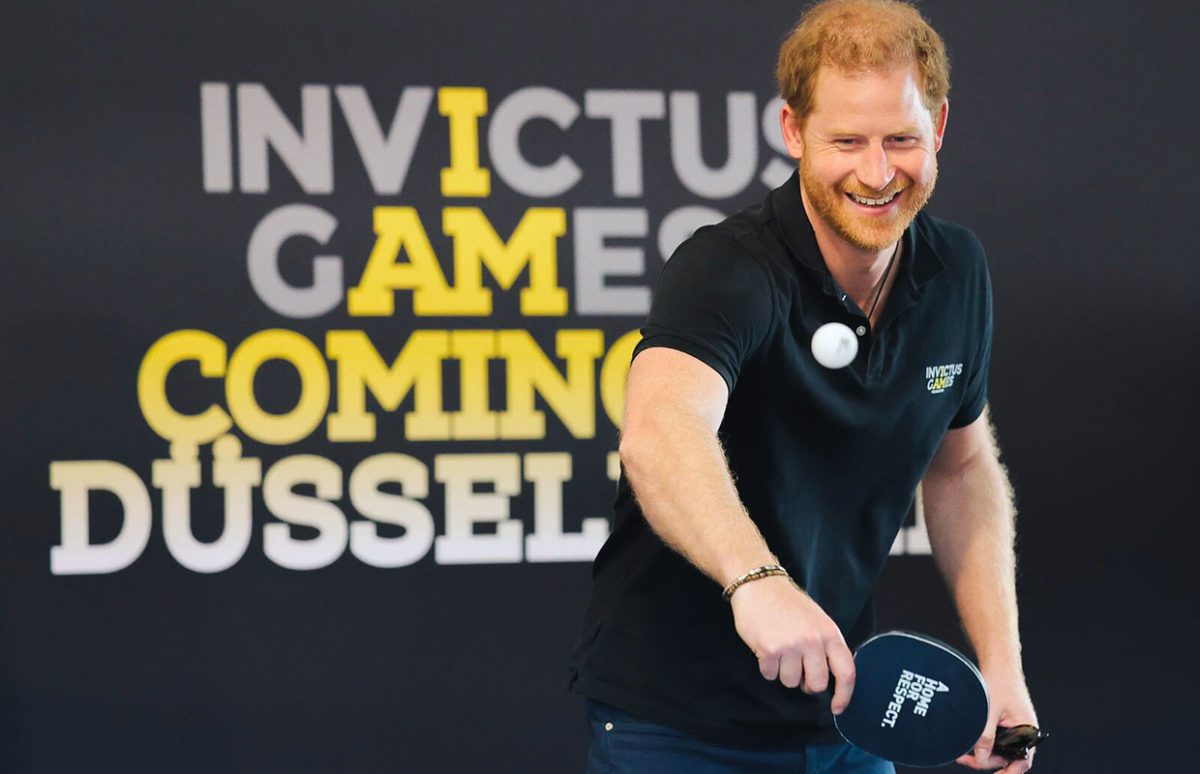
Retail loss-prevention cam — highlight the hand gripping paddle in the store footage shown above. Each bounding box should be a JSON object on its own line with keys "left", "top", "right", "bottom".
{"left": 834, "top": 631, "right": 989, "bottom": 767}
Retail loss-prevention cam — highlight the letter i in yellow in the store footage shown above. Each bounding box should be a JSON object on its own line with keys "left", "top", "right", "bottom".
{"left": 439, "top": 87, "right": 490, "bottom": 197}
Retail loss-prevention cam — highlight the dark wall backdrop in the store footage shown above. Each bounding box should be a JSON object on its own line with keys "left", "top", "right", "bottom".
{"left": 3, "top": 2, "right": 1196, "bottom": 772}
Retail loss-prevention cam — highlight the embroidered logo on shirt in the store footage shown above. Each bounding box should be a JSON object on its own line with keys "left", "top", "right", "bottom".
{"left": 924, "top": 363, "right": 963, "bottom": 394}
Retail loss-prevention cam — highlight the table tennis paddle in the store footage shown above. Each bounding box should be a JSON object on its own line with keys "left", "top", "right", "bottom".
{"left": 834, "top": 630, "right": 990, "bottom": 767}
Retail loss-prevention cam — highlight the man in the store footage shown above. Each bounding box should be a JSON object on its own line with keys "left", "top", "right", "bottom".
{"left": 569, "top": 1, "right": 1038, "bottom": 772}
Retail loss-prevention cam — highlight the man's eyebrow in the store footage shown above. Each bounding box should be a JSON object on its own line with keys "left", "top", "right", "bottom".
{"left": 822, "top": 126, "right": 923, "bottom": 137}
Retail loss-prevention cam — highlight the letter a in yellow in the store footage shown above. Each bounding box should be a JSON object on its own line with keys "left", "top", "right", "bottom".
{"left": 347, "top": 207, "right": 456, "bottom": 317}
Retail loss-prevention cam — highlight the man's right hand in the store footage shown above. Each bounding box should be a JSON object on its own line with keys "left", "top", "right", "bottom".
{"left": 619, "top": 348, "right": 856, "bottom": 712}
{"left": 728, "top": 575, "right": 857, "bottom": 714}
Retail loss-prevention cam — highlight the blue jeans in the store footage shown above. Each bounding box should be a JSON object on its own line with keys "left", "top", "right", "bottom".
{"left": 585, "top": 700, "right": 895, "bottom": 774}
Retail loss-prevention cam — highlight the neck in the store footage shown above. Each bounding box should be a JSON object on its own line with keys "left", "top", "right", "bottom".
{"left": 800, "top": 183, "right": 901, "bottom": 318}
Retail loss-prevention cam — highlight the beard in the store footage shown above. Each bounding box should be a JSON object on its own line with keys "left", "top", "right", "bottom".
{"left": 800, "top": 157, "right": 937, "bottom": 252}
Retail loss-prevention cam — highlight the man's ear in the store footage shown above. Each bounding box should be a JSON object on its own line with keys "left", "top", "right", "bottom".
{"left": 933, "top": 99, "right": 949, "bottom": 152}
{"left": 780, "top": 103, "right": 805, "bottom": 160}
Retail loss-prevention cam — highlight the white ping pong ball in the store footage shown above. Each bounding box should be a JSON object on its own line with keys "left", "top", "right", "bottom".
{"left": 811, "top": 322, "right": 859, "bottom": 369}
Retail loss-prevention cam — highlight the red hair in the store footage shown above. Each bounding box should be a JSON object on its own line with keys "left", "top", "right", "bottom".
{"left": 777, "top": 0, "right": 950, "bottom": 126}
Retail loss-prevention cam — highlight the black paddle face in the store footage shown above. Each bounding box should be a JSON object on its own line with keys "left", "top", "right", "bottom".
{"left": 834, "top": 631, "right": 990, "bottom": 767}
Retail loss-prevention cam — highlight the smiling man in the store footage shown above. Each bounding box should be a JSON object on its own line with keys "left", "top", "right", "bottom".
{"left": 569, "top": 2, "right": 1038, "bottom": 772}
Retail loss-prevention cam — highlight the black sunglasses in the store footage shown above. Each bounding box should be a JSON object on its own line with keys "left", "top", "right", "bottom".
{"left": 993, "top": 724, "right": 1049, "bottom": 760}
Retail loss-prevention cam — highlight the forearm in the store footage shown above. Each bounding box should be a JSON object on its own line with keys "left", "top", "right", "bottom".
{"left": 622, "top": 404, "right": 855, "bottom": 704}
{"left": 620, "top": 413, "right": 775, "bottom": 588}
{"left": 922, "top": 426, "right": 1024, "bottom": 676}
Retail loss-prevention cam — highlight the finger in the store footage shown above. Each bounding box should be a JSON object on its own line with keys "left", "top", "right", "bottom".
{"left": 972, "top": 728, "right": 997, "bottom": 767}
{"left": 998, "top": 758, "right": 1033, "bottom": 774}
{"left": 955, "top": 751, "right": 1003, "bottom": 770}
{"left": 1000, "top": 746, "right": 1035, "bottom": 774}
{"left": 980, "top": 752, "right": 1013, "bottom": 770}
{"left": 954, "top": 749, "right": 1010, "bottom": 769}
{"left": 758, "top": 653, "right": 780, "bottom": 682}
{"left": 827, "top": 641, "right": 856, "bottom": 714}
{"left": 778, "top": 651, "right": 804, "bottom": 689}
{"left": 974, "top": 747, "right": 1004, "bottom": 769}
{"left": 800, "top": 646, "right": 829, "bottom": 694}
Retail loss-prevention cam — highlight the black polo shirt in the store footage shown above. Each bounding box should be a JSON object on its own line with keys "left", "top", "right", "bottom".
{"left": 569, "top": 171, "right": 992, "bottom": 745}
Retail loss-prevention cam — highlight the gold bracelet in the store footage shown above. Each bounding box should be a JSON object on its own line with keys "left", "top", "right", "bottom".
{"left": 721, "top": 564, "right": 789, "bottom": 601}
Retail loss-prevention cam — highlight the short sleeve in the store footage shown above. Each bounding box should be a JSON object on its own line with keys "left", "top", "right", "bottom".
{"left": 633, "top": 232, "right": 774, "bottom": 392}
{"left": 948, "top": 241, "right": 992, "bottom": 429}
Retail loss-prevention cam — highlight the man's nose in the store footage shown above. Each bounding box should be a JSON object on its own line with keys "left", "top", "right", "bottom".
{"left": 856, "top": 143, "right": 895, "bottom": 192}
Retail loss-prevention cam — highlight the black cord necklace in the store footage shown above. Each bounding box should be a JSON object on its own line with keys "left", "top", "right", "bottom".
{"left": 866, "top": 241, "right": 900, "bottom": 326}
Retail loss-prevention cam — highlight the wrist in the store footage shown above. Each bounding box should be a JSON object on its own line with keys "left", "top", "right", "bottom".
{"left": 722, "top": 564, "right": 790, "bottom": 601}
{"left": 977, "top": 651, "right": 1026, "bottom": 682}
{"left": 718, "top": 550, "right": 780, "bottom": 589}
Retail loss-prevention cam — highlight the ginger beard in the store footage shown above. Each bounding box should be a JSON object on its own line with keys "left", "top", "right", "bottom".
{"left": 799, "top": 147, "right": 937, "bottom": 252}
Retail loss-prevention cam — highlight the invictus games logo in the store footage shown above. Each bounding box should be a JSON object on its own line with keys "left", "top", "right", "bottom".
{"left": 924, "top": 362, "right": 963, "bottom": 394}
{"left": 880, "top": 669, "right": 950, "bottom": 728}
{"left": 46, "top": 80, "right": 807, "bottom": 576}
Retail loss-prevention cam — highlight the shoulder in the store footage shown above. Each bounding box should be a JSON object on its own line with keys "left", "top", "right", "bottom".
{"left": 913, "top": 212, "right": 988, "bottom": 271}
{"left": 704, "top": 195, "right": 788, "bottom": 262}
{"left": 641, "top": 215, "right": 782, "bottom": 391}
{"left": 662, "top": 211, "right": 780, "bottom": 298}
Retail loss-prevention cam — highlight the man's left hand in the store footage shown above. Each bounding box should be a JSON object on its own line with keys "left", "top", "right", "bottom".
{"left": 955, "top": 668, "right": 1038, "bottom": 772}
